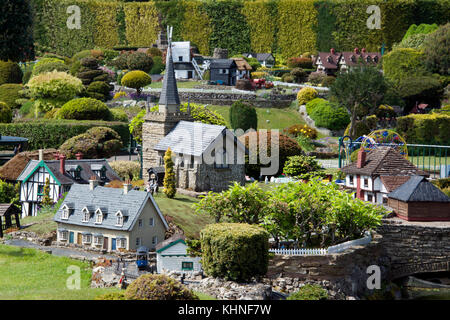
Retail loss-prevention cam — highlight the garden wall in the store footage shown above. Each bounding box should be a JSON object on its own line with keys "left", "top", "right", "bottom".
{"left": 31, "top": 0, "right": 450, "bottom": 58}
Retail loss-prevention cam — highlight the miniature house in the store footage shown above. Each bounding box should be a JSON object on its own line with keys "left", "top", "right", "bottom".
{"left": 388, "top": 175, "right": 450, "bottom": 221}
{"left": 156, "top": 234, "right": 202, "bottom": 274}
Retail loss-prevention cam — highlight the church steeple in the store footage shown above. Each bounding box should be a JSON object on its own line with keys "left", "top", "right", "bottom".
{"left": 159, "top": 26, "right": 180, "bottom": 113}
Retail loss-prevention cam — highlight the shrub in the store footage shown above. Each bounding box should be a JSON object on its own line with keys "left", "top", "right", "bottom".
{"left": 397, "top": 76, "right": 443, "bottom": 112}
{"left": 396, "top": 113, "right": 450, "bottom": 145}
{"left": 287, "top": 284, "right": 328, "bottom": 300}
{"left": 229, "top": 100, "right": 258, "bottom": 131}
{"left": 0, "top": 119, "right": 129, "bottom": 150}
{"left": 375, "top": 105, "right": 397, "bottom": 119}
{"left": 113, "top": 91, "right": 128, "bottom": 100}
{"left": 281, "top": 74, "right": 294, "bottom": 83}
{"left": 129, "top": 109, "right": 146, "bottom": 144}
{"left": 124, "top": 274, "right": 198, "bottom": 300}
{"left": 111, "top": 52, "right": 131, "bottom": 70}
{"left": 22, "top": 70, "right": 32, "bottom": 84}
{"left": 150, "top": 56, "right": 165, "bottom": 75}
{"left": 179, "top": 103, "right": 226, "bottom": 126}
{"left": 58, "top": 98, "right": 111, "bottom": 121}
{"left": 284, "top": 124, "right": 317, "bottom": 139}
{"left": 147, "top": 47, "right": 163, "bottom": 57}
{"left": 297, "top": 87, "right": 318, "bottom": 105}
{"left": 73, "top": 50, "right": 94, "bottom": 61}
{"left": 0, "top": 61, "right": 23, "bottom": 85}
{"left": 403, "top": 23, "right": 439, "bottom": 41}
{"left": 86, "top": 81, "right": 111, "bottom": 101}
{"left": 308, "top": 72, "right": 326, "bottom": 86}
{"left": 127, "top": 52, "right": 153, "bottom": 73}
{"left": 0, "top": 102, "right": 12, "bottom": 123}
{"left": 287, "top": 57, "right": 313, "bottom": 69}
{"left": 251, "top": 71, "right": 268, "bottom": 79}
{"left": 44, "top": 108, "right": 60, "bottom": 119}
{"left": 121, "top": 71, "right": 151, "bottom": 95}
{"left": 95, "top": 292, "right": 126, "bottom": 300}
{"left": 32, "top": 61, "right": 68, "bottom": 76}
{"left": 109, "top": 161, "right": 140, "bottom": 181}
{"left": 309, "top": 101, "right": 350, "bottom": 131}
{"left": 321, "top": 76, "right": 336, "bottom": 87}
{"left": 305, "top": 98, "right": 327, "bottom": 114}
{"left": 393, "top": 33, "right": 429, "bottom": 50}
{"left": 0, "top": 84, "right": 23, "bottom": 109}
{"left": 200, "top": 223, "right": 269, "bottom": 282}
{"left": 283, "top": 155, "right": 322, "bottom": 178}
{"left": 382, "top": 48, "right": 428, "bottom": 84}
{"left": 110, "top": 108, "right": 128, "bottom": 122}
{"left": 290, "top": 67, "right": 307, "bottom": 83}
{"left": 27, "top": 71, "right": 84, "bottom": 112}
{"left": 239, "top": 131, "right": 302, "bottom": 177}
{"left": 59, "top": 126, "right": 123, "bottom": 159}
{"left": 0, "top": 180, "right": 19, "bottom": 204}
{"left": 423, "top": 23, "right": 450, "bottom": 75}
{"left": 163, "top": 148, "right": 176, "bottom": 199}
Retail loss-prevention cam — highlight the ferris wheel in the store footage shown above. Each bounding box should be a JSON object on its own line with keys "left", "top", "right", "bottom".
{"left": 361, "top": 129, "right": 408, "bottom": 159}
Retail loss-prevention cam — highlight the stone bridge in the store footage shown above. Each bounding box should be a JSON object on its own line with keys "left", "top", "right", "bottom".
{"left": 377, "top": 218, "right": 450, "bottom": 280}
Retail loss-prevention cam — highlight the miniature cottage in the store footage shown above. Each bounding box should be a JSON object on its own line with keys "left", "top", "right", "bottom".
{"left": 314, "top": 48, "right": 381, "bottom": 75}
{"left": 0, "top": 204, "right": 21, "bottom": 238}
{"left": 17, "top": 155, "right": 121, "bottom": 217}
{"left": 142, "top": 38, "right": 246, "bottom": 192}
{"left": 172, "top": 41, "right": 196, "bottom": 80}
{"left": 209, "top": 59, "right": 238, "bottom": 86}
{"left": 156, "top": 234, "right": 202, "bottom": 274}
{"left": 341, "top": 147, "right": 429, "bottom": 204}
{"left": 388, "top": 175, "right": 450, "bottom": 221}
{"left": 314, "top": 48, "right": 341, "bottom": 75}
{"left": 232, "top": 57, "right": 252, "bottom": 80}
{"left": 53, "top": 182, "right": 169, "bottom": 252}
{"left": 242, "top": 53, "right": 275, "bottom": 68}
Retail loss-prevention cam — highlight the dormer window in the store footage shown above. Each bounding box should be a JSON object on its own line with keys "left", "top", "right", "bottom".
{"left": 116, "top": 211, "right": 124, "bottom": 227}
{"left": 67, "top": 166, "right": 82, "bottom": 180}
{"left": 62, "top": 207, "right": 69, "bottom": 220}
{"left": 366, "top": 56, "right": 371, "bottom": 62}
{"left": 91, "top": 165, "right": 107, "bottom": 180}
{"left": 327, "top": 55, "right": 333, "bottom": 63}
{"left": 350, "top": 55, "right": 356, "bottom": 63}
{"left": 373, "top": 56, "right": 378, "bottom": 62}
{"left": 82, "top": 207, "right": 90, "bottom": 222}
{"left": 95, "top": 209, "right": 103, "bottom": 224}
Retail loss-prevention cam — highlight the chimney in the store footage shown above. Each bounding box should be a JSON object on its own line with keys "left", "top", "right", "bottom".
{"left": 123, "top": 180, "right": 132, "bottom": 195}
{"left": 354, "top": 47, "right": 359, "bottom": 54}
{"left": 357, "top": 149, "right": 366, "bottom": 169}
{"left": 361, "top": 48, "right": 366, "bottom": 54}
{"left": 89, "top": 176, "right": 99, "bottom": 191}
{"left": 76, "top": 152, "right": 83, "bottom": 160}
{"left": 330, "top": 48, "right": 335, "bottom": 54}
{"left": 39, "top": 149, "right": 44, "bottom": 161}
{"left": 59, "top": 154, "right": 66, "bottom": 174}
{"left": 54, "top": 153, "right": 60, "bottom": 160}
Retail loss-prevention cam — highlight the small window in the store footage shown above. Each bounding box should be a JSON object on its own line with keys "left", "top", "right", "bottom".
{"left": 367, "top": 194, "right": 373, "bottom": 202}
{"left": 364, "top": 178, "right": 369, "bottom": 188}
{"left": 136, "top": 237, "right": 141, "bottom": 246}
{"left": 182, "top": 262, "right": 194, "bottom": 271}
{"left": 37, "top": 185, "right": 44, "bottom": 196}
{"left": 189, "top": 155, "right": 194, "bottom": 169}
{"left": 59, "top": 230, "right": 68, "bottom": 241}
{"left": 116, "top": 212, "right": 124, "bottom": 227}
{"left": 138, "top": 219, "right": 143, "bottom": 228}
{"left": 117, "top": 238, "right": 127, "bottom": 249}
{"left": 82, "top": 208, "right": 90, "bottom": 222}
{"left": 82, "top": 234, "right": 92, "bottom": 244}
{"left": 149, "top": 218, "right": 154, "bottom": 226}
{"left": 95, "top": 210, "right": 103, "bottom": 224}
{"left": 383, "top": 197, "right": 388, "bottom": 204}
{"left": 94, "top": 235, "right": 103, "bottom": 246}
{"left": 61, "top": 208, "right": 69, "bottom": 220}
{"left": 178, "top": 56, "right": 183, "bottom": 62}
{"left": 349, "top": 175, "right": 354, "bottom": 186}
{"left": 152, "top": 236, "right": 158, "bottom": 245}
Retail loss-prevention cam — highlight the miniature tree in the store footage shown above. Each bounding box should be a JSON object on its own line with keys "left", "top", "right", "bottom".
{"left": 163, "top": 148, "right": 176, "bottom": 198}
{"left": 41, "top": 178, "right": 53, "bottom": 207}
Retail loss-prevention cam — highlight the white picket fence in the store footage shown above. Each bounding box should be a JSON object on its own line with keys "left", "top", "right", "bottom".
{"left": 269, "top": 232, "right": 372, "bottom": 256}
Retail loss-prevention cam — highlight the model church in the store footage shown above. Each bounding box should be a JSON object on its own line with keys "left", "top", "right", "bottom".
{"left": 142, "top": 31, "right": 246, "bottom": 192}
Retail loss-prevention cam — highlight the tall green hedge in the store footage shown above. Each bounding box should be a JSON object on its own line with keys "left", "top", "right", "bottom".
{"left": 200, "top": 223, "right": 269, "bottom": 282}
{"left": 30, "top": 0, "right": 450, "bottom": 58}
{"left": 0, "top": 119, "right": 130, "bottom": 150}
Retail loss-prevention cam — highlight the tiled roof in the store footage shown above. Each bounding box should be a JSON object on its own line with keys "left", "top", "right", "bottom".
{"left": 231, "top": 58, "right": 252, "bottom": 71}
{"left": 159, "top": 47, "right": 180, "bottom": 107}
{"left": 380, "top": 176, "right": 412, "bottom": 193}
{"left": 154, "top": 120, "right": 227, "bottom": 156}
{"left": 341, "top": 147, "right": 429, "bottom": 177}
{"left": 17, "top": 159, "right": 121, "bottom": 185}
{"left": 316, "top": 52, "right": 341, "bottom": 69}
{"left": 340, "top": 52, "right": 381, "bottom": 66}
{"left": 53, "top": 184, "right": 169, "bottom": 231}
{"left": 388, "top": 175, "right": 450, "bottom": 203}
{"left": 210, "top": 59, "right": 237, "bottom": 69}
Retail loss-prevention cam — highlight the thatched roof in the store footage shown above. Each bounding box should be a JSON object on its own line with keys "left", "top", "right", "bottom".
{"left": 0, "top": 149, "right": 58, "bottom": 182}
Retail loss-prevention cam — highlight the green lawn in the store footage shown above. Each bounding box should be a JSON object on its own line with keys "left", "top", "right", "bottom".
{"left": 20, "top": 207, "right": 57, "bottom": 236}
{"left": 209, "top": 105, "right": 305, "bottom": 131}
{"left": 153, "top": 193, "right": 214, "bottom": 239}
{"left": 0, "top": 244, "right": 118, "bottom": 300}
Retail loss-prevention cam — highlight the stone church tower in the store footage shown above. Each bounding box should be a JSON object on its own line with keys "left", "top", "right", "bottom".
{"left": 142, "top": 34, "right": 192, "bottom": 183}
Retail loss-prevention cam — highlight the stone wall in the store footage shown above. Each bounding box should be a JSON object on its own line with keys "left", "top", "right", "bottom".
{"left": 377, "top": 218, "right": 450, "bottom": 279}
{"left": 263, "top": 234, "right": 390, "bottom": 297}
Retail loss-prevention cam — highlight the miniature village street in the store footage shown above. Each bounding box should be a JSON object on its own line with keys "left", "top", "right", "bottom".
{"left": 0, "top": 0, "right": 449, "bottom": 307}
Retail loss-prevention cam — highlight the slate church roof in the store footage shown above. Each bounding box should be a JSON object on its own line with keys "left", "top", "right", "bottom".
{"left": 388, "top": 175, "right": 450, "bottom": 203}
{"left": 53, "top": 184, "right": 169, "bottom": 231}
{"left": 159, "top": 44, "right": 180, "bottom": 107}
{"left": 341, "top": 147, "right": 429, "bottom": 177}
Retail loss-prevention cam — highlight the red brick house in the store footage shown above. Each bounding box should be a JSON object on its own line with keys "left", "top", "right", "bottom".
{"left": 341, "top": 147, "right": 429, "bottom": 204}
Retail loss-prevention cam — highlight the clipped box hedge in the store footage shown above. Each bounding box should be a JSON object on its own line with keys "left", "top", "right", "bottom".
{"left": 200, "top": 223, "right": 269, "bottom": 282}
{"left": 396, "top": 113, "right": 450, "bottom": 145}
{"left": 0, "top": 119, "right": 130, "bottom": 150}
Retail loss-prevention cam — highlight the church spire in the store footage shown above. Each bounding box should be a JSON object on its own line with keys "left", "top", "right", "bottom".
{"left": 159, "top": 26, "right": 180, "bottom": 113}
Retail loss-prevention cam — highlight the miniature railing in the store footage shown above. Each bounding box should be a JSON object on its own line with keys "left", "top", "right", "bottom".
{"left": 269, "top": 232, "right": 372, "bottom": 256}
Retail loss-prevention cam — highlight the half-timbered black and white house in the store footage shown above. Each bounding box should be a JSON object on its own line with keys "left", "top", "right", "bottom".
{"left": 17, "top": 155, "right": 121, "bottom": 217}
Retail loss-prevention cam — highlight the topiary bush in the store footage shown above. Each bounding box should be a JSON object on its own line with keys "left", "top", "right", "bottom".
{"left": 309, "top": 102, "right": 350, "bottom": 131}
{"left": 239, "top": 131, "right": 302, "bottom": 177}
{"left": 297, "top": 87, "right": 318, "bottom": 105}
{"left": 124, "top": 274, "right": 198, "bottom": 300}
{"left": 287, "top": 57, "right": 313, "bottom": 69}
{"left": 163, "top": 148, "right": 176, "bottom": 199}
{"left": 111, "top": 52, "right": 132, "bottom": 70}
{"left": 0, "top": 84, "right": 23, "bottom": 109}
{"left": 229, "top": 100, "right": 258, "bottom": 131}
{"left": 287, "top": 284, "right": 328, "bottom": 300}
{"left": 86, "top": 81, "right": 112, "bottom": 101}
{"left": 0, "top": 102, "right": 13, "bottom": 123}
{"left": 58, "top": 98, "right": 112, "bottom": 121}
{"left": 59, "top": 126, "right": 123, "bottom": 159}
{"left": 290, "top": 67, "right": 307, "bottom": 83}
{"left": 283, "top": 155, "right": 322, "bottom": 178}
{"left": 27, "top": 71, "right": 84, "bottom": 113}
{"left": 200, "top": 223, "right": 269, "bottom": 282}
{"left": 382, "top": 48, "right": 428, "bottom": 84}
{"left": 127, "top": 52, "right": 153, "bottom": 73}
{"left": 0, "top": 60, "right": 23, "bottom": 85}
{"left": 121, "top": 70, "right": 151, "bottom": 96}
{"left": 109, "top": 161, "right": 140, "bottom": 181}
{"left": 109, "top": 108, "right": 128, "bottom": 122}
{"left": 308, "top": 72, "right": 327, "bottom": 86}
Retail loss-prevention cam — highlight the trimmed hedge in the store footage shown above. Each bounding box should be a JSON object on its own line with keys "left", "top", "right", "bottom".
{"left": 0, "top": 119, "right": 130, "bottom": 150}
{"left": 396, "top": 113, "right": 450, "bottom": 145}
{"left": 306, "top": 98, "right": 350, "bottom": 130}
{"left": 229, "top": 100, "right": 258, "bottom": 131}
{"left": 0, "top": 61, "right": 23, "bottom": 86}
{"left": 0, "top": 84, "right": 23, "bottom": 109}
{"left": 0, "top": 102, "right": 13, "bottom": 123}
{"left": 30, "top": 0, "right": 450, "bottom": 58}
{"left": 200, "top": 223, "right": 269, "bottom": 282}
